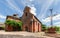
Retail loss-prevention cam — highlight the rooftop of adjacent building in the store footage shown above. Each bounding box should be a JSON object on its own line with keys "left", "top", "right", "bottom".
{"left": 7, "top": 14, "right": 21, "bottom": 20}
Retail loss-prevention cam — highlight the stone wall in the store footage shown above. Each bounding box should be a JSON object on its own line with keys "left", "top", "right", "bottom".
{"left": 22, "top": 6, "right": 42, "bottom": 32}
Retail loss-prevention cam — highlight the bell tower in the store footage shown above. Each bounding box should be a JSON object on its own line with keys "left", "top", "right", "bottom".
{"left": 23, "top": 6, "right": 31, "bottom": 13}
{"left": 22, "top": 6, "right": 32, "bottom": 20}
{"left": 22, "top": 6, "right": 33, "bottom": 32}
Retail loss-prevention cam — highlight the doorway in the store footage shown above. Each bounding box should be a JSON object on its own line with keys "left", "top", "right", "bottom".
{"left": 25, "top": 27, "right": 28, "bottom": 31}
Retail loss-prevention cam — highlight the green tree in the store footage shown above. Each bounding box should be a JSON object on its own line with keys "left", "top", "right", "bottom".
{"left": 5, "top": 20, "right": 16, "bottom": 26}
{"left": 5, "top": 20, "right": 11, "bottom": 25}
{"left": 54, "top": 26, "right": 59, "bottom": 31}
{"left": 5, "top": 20, "right": 23, "bottom": 31}
{"left": 42, "top": 24, "right": 46, "bottom": 31}
{"left": 15, "top": 21, "right": 23, "bottom": 30}
{"left": 18, "top": 21, "right": 23, "bottom": 27}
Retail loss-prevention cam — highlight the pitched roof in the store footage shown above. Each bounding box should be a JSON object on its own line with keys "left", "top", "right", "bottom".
{"left": 34, "top": 16, "right": 42, "bottom": 24}
{"left": 7, "top": 16, "right": 21, "bottom": 20}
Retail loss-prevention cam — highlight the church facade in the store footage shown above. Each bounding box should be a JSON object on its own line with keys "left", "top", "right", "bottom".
{"left": 21, "top": 6, "right": 42, "bottom": 32}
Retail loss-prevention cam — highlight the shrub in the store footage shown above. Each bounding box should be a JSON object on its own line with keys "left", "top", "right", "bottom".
{"left": 5, "top": 20, "right": 23, "bottom": 31}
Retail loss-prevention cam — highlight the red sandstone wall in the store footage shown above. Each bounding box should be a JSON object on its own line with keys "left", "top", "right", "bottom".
{"left": 22, "top": 12, "right": 33, "bottom": 32}
{"left": 33, "top": 16, "right": 41, "bottom": 32}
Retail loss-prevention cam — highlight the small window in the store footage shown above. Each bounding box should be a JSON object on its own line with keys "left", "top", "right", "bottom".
{"left": 26, "top": 13, "right": 27, "bottom": 16}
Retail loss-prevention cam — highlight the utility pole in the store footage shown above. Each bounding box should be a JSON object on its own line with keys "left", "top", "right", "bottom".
{"left": 50, "top": 9, "right": 53, "bottom": 27}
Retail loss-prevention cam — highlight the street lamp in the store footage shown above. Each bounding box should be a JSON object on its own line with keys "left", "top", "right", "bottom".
{"left": 49, "top": 8, "right": 53, "bottom": 27}
{"left": 48, "top": 8, "right": 56, "bottom": 33}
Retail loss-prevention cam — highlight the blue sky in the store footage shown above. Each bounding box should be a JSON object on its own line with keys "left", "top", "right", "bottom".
{"left": 0, "top": 0, "right": 60, "bottom": 26}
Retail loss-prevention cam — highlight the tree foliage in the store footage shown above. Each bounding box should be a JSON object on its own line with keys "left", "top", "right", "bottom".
{"left": 5, "top": 20, "right": 22, "bottom": 26}
{"left": 5, "top": 20, "right": 23, "bottom": 31}
{"left": 54, "top": 26, "right": 59, "bottom": 31}
{"left": 42, "top": 24, "right": 46, "bottom": 31}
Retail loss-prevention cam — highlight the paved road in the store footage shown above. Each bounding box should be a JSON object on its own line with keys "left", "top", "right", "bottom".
{"left": 0, "top": 30, "right": 56, "bottom": 38}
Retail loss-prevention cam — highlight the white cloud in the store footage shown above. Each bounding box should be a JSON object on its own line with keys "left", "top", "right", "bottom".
{"left": 54, "top": 22, "right": 60, "bottom": 26}
{"left": 29, "top": 6, "right": 36, "bottom": 15}
{"left": 38, "top": 0, "right": 54, "bottom": 19}
{"left": 0, "top": 14, "right": 6, "bottom": 19}
{"left": 29, "top": 0, "right": 34, "bottom": 2}
{"left": 54, "top": 0, "right": 60, "bottom": 6}
{"left": 21, "top": 0, "right": 33, "bottom": 6}
{"left": 54, "top": 22, "right": 60, "bottom": 25}
{"left": 6, "top": 0, "right": 22, "bottom": 14}
{"left": 42, "top": 14, "right": 60, "bottom": 23}
{"left": 42, "top": 17, "right": 51, "bottom": 23}
{"left": 24, "top": 3, "right": 36, "bottom": 15}
{"left": 53, "top": 14, "right": 60, "bottom": 20}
